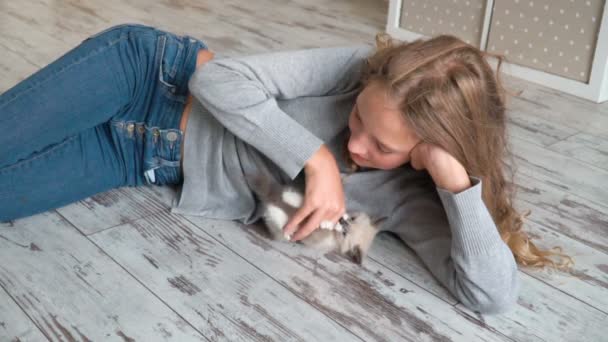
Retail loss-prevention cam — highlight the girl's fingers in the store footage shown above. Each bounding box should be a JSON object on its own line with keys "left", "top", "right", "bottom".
{"left": 283, "top": 204, "right": 313, "bottom": 237}
{"left": 292, "top": 209, "right": 327, "bottom": 241}
{"left": 331, "top": 212, "right": 344, "bottom": 224}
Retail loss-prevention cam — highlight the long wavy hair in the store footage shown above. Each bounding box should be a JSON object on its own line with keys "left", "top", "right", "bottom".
{"left": 344, "top": 32, "right": 572, "bottom": 269}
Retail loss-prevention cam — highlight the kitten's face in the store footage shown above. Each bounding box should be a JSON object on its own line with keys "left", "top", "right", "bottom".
{"left": 338, "top": 212, "right": 381, "bottom": 264}
{"left": 253, "top": 178, "right": 383, "bottom": 265}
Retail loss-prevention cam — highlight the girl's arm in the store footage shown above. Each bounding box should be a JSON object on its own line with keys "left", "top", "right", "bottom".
{"left": 385, "top": 175, "right": 520, "bottom": 314}
{"left": 385, "top": 143, "right": 520, "bottom": 314}
{"left": 187, "top": 44, "right": 373, "bottom": 179}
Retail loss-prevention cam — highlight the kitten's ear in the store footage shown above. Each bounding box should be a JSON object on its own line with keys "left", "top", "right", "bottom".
{"left": 347, "top": 246, "right": 363, "bottom": 265}
{"left": 348, "top": 211, "right": 364, "bottom": 221}
{"left": 372, "top": 216, "right": 388, "bottom": 229}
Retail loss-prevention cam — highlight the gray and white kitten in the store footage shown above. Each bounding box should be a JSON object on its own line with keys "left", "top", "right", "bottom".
{"left": 248, "top": 175, "right": 384, "bottom": 264}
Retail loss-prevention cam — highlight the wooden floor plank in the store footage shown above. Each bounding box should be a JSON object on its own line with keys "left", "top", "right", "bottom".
{"left": 89, "top": 210, "right": 361, "bottom": 341}
{"left": 0, "top": 9, "right": 72, "bottom": 69}
{"left": 456, "top": 272, "right": 608, "bottom": 342}
{"left": 522, "top": 220, "right": 608, "bottom": 314}
{"left": 0, "top": 43, "right": 43, "bottom": 93}
{"left": 0, "top": 213, "right": 205, "bottom": 341}
{"left": 57, "top": 185, "right": 177, "bottom": 235}
{"left": 0, "top": 287, "right": 47, "bottom": 341}
{"left": 367, "top": 233, "right": 458, "bottom": 305}
{"left": 547, "top": 132, "right": 608, "bottom": 171}
{"left": 185, "top": 216, "right": 512, "bottom": 342}
{"left": 510, "top": 136, "right": 608, "bottom": 208}
{"left": 513, "top": 173, "right": 608, "bottom": 254}
{"left": 507, "top": 98, "right": 580, "bottom": 147}
{"left": 504, "top": 76, "right": 608, "bottom": 137}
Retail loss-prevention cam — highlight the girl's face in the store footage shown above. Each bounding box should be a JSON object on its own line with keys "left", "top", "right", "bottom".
{"left": 347, "top": 82, "right": 421, "bottom": 170}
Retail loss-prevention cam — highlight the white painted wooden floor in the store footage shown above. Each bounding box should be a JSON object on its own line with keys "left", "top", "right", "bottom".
{"left": 1, "top": 0, "right": 607, "bottom": 341}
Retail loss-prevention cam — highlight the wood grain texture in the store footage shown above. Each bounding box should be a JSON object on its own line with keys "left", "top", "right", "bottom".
{"left": 0, "top": 213, "right": 205, "bottom": 341}
{"left": 547, "top": 132, "right": 608, "bottom": 171}
{"left": 510, "top": 136, "right": 608, "bottom": 209}
{"left": 57, "top": 185, "right": 177, "bottom": 235}
{"left": 513, "top": 173, "right": 608, "bottom": 254}
{"left": 522, "top": 220, "right": 608, "bottom": 314}
{"left": 0, "top": 287, "right": 47, "bottom": 341}
{"left": 507, "top": 97, "right": 579, "bottom": 147}
{"left": 504, "top": 76, "right": 608, "bottom": 136}
{"left": 367, "top": 233, "right": 458, "bottom": 305}
{"left": 456, "top": 271, "right": 608, "bottom": 342}
{"left": 185, "top": 216, "right": 512, "bottom": 342}
{"left": 89, "top": 210, "right": 360, "bottom": 341}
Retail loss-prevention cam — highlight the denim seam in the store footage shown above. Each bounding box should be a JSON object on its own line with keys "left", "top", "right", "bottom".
{"left": 1, "top": 35, "right": 133, "bottom": 109}
{"left": 107, "top": 34, "right": 131, "bottom": 101}
{"left": 157, "top": 35, "right": 176, "bottom": 89}
{"left": 0, "top": 135, "right": 77, "bottom": 174}
{"left": 168, "top": 39, "right": 185, "bottom": 78}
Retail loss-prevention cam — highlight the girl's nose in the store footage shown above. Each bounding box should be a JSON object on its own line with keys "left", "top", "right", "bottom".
{"left": 347, "top": 132, "right": 368, "bottom": 157}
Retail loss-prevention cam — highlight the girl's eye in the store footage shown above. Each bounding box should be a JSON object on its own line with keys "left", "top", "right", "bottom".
{"left": 376, "top": 141, "right": 393, "bottom": 154}
{"left": 378, "top": 145, "right": 391, "bottom": 154}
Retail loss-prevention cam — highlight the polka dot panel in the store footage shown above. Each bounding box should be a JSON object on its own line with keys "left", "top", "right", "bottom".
{"left": 487, "top": 0, "right": 604, "bottom": 82}
{"left": 398, "top": 0, "right": 487, "bottom": 47}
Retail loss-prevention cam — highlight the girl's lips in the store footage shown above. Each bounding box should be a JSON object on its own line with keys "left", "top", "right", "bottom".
{"left": 350, "top": 151, "right": 365, "bottom": 163}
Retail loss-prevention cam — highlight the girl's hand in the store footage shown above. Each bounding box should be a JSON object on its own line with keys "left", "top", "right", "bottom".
{"left": 410, "top": 142, "right": 472, "bottom": 193}
{"left": 283, "top": 145, "right": 346, "bottom": 241}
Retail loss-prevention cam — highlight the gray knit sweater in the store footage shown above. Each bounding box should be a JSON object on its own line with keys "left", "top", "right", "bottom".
{"left": 171, "top": 44, "right": 520, "bottom": 314}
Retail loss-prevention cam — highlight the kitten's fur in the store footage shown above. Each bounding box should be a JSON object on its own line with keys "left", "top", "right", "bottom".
{"left": 248, "top": 175, "right": 384, "bottom": 264}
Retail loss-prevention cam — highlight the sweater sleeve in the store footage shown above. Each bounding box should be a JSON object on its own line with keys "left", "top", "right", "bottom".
{"left": 384, "top": 176, "right": 520, "bottom": 314}
{"left": 187, "top": 44, "right": 373, "bottom": 179}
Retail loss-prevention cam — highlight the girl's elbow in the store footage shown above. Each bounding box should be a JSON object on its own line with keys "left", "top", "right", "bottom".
{"left": 462, "top": 269, "right": 520, "bottom": 315}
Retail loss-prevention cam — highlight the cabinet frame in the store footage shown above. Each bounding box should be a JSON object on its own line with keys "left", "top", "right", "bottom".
{"left": 386, "top": 0, "right": 608, "bottom": 103}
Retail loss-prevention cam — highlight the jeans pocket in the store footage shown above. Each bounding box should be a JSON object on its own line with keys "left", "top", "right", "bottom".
{"left": 156, "top": 34, "right": 185, "bottom": 94}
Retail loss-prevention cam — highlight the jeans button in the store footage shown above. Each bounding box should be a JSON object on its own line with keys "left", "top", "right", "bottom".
{"left": 166, "top": 131, "right": 178, "bottom": 142}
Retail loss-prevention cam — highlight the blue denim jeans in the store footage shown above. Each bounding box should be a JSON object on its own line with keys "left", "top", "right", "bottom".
{"left": 0, "top": 23, "right": 207, "bottom": 221}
